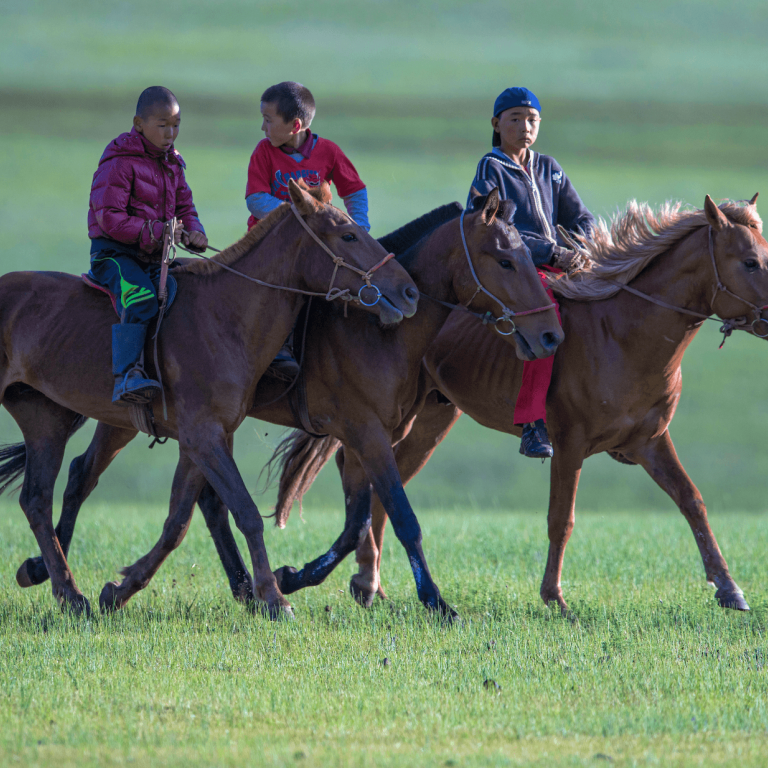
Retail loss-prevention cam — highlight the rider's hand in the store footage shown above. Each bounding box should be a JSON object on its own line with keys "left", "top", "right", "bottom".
{"left": 183, "top": 230, "right": 208, "bottom": 252}
{"left": 552, "top": 245, "right": 590, "bottom": 275}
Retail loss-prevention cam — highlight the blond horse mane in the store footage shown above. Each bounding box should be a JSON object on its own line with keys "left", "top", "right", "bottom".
{"left": 176, "top": 182, "right": 334, "bottom": 276}
{"left": 547, "top": 200, "right": 763, "bottom": 301}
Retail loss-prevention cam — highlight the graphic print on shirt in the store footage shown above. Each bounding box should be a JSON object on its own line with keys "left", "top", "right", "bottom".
{"left": 271, "top": 168, "right": 322, "bottom": 197}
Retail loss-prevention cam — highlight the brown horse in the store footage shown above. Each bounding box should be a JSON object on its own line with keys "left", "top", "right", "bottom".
{"left": 5, "top": 192, "right": 564, "bottom": 618}
{"left": 0, "top": 180, "right": 419, "bottom": 617}
{"left": 263, "top": 195, "right": 768, "bottom": 614}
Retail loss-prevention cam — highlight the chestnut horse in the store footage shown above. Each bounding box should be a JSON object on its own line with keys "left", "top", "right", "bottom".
{"left": 4, "top": 191, "right": 563, "bottom": 618}
{"left": 0, "top": 180, "right": 419, "bottom": 617}
{"left": 263, "top": 195, "right": 768, "bottom": 614}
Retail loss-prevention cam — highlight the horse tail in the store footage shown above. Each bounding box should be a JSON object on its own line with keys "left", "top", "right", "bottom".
{"left": 0, "top": 414, "right": 90, "bottom": 496}
{"left": 264, "top": 430, "right": 341, "bottom": 528}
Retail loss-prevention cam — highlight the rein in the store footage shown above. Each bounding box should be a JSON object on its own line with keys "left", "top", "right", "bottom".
{"left": 449, "top": 209, "right": 556, "bottom": 335}
{"left": 603, "top": 226, "right": 768, "bottom": 348}
{"left": 175, "top": 204, "right": 394, "bottom": 308}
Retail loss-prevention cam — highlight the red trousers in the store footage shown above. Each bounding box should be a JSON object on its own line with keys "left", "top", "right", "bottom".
{"left": 513, "top": 267, "right": 561, "bottom": 425}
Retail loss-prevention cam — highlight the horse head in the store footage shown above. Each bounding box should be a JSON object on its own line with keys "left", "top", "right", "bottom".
{"left": 460, "top": 189, "right": 564, "bottom": 360}
{"left": 704, "top": 193, "right": 768, "bottom": 339}
{"left": 288, "top": 180, "right": 419, "bottom": 325}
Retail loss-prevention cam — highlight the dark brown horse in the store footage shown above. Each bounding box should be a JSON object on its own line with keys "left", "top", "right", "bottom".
{"left": 264, "top": 195, "right": 768, "bottom": 614}
{"left": 5, "top": 192, "right": 564, "bottom": 619}
{"left": 0, "top": 180, "right": 419, "bottom": 617}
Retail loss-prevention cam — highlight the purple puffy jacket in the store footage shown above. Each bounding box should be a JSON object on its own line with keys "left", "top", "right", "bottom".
{"left": 88, "top": 127, "right": 205, "bottom": 256}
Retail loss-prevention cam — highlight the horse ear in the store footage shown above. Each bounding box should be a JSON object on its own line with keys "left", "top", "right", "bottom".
{"left": 481, "top": 187, "right": 500, "bottom": 226}
{"left": 288, "top": 178, "right": 319, "bottom": 215}
{"left": 749, "top": 192, "right": 759, "bottom": 206}
{"left": 704, "top": 194, "right": 729, "bottom": 231}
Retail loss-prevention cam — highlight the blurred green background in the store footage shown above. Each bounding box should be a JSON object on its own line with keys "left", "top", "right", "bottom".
{"left": 2, "top": 0, "right": 768, "bottom": 514}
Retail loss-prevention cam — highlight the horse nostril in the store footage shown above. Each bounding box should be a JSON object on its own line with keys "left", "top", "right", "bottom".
{"left": 403, "top": 285, "right": 419, "bottom": 303}
{"left": 542, "top": 332, "right": 560, "bottom": 350}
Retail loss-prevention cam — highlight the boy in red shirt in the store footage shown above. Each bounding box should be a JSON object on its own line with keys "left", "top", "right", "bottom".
{"left": 245, "top": 81, "right": 370, "bottom": 375}
{"left": 245, "top": 81, "right": 369, "bottom": 232}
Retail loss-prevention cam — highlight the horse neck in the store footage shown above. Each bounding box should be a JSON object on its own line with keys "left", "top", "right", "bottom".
{"left": 567, "top": 225, "right": 715, "bottom": 370}
{"left": 185, "top": 217, "right": 308, "bottom": 354}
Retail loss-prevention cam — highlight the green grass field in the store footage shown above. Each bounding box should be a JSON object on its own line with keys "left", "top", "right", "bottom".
{"left": 1, "top": 501, "right": 767, "bottom": 767}
{"left": 3, "top": 1, "right": 768, "bottom": 764}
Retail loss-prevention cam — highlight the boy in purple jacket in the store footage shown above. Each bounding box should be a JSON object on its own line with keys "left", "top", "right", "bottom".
{"left": 88, "top": 86, "right": 208, "bottom": 405}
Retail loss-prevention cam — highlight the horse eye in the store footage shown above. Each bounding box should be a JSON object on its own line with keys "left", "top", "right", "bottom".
{"left": 341, "top": 233, "right": 357, "bottom": 242}
{"left": 499, "top": 260, "right": 513, "bottom": 270}
{"left": 744, "top": 258, "right": 759, "bottom": 269}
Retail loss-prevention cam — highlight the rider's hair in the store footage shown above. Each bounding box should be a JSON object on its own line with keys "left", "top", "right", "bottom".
{"left": 261, "top": 81, "right": 316, "bottom": 127}
{"left": 136, "top": 86, "right": 179, "bottom": 119}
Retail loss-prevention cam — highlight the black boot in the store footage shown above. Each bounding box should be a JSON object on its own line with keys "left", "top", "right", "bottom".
{"left": 520, "top": 419, "right": 553, "bottom": 459}
{"left": 111, "top": 323, "right": 161, "bottom": 406}
{"left": 265, "top": 343, "right": 300, "bottom": 381}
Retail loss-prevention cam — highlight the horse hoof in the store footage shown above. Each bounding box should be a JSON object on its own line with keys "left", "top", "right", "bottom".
{"left": 266, "top": 602, "right": 294, "bottom": 621}
{"left": 60, "top": 593, "right": 92, "bottom": 618}
{"left": 16, "top": 557, "right": 50, "bottom": 588}
{"left": 349, "top": 576, "right": 376, "bottom": 608}
{"left": 273, "top": 566, "right": 299, "bottom": 594}
{"left": 99, "top": 581, "right": 123, "bottom": 613}
{"left": 715, "top": 588, "right": 750, "bottom": 611}
{"left": 431, "top": 597, "right": 461, "bottom": 625}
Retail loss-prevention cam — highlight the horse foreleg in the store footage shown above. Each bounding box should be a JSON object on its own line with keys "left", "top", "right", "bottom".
{"left": 355, "top": 425, "right": 457, "bottom": 619}
{"left": 17, "top": 422, "right": 138, "bottom": 588}
{"left": 99, "top": 450, "right": 205, "bottom": 611}
{"left": 540, "top": 441, "right": 584, "bottom": 615}
{"left": 352, "top": 394, "right": 462, "bottom": 606}
{"left": 196, "top": 482, "right": 254, "bottom": 604}
{"left": 274, "top": 452, "right": 373, "bottom": 594}
{"left": 182, "top": 425, "right": 291, "bottom": 619}
{"left": 631, "top": 431, "right": 748, "bottom": 611}
{"left": 4, "top": 393, "right": 90, "bottom": 615}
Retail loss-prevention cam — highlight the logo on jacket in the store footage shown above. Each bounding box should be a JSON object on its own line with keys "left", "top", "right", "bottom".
{"left": 552, "top": 171, "right": 563, "bottom": 183}
{"left": 272, "top": 169, "right": 322, "bottom": 197}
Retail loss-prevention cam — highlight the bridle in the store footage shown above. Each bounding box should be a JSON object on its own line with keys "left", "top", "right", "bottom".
{"left": 456, "top": 209, "right": 557, "bottom": 335}
{"left": 604, "top": 225, "right": 768, "bottom": 347}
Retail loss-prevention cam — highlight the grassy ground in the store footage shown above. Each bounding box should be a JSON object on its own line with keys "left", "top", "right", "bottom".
{"left": 0, "top": 501, "right": 767, "bottom": 767}
{"left": 2, "top": 4, "right": 768, "bottom": 762}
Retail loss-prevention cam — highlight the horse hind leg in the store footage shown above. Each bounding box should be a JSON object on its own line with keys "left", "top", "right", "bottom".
{"left": 274, "top": 453, "right": 373, "bottom": 595}
{"left": 100, "top": 450, "right": 206, "bottom": 611}
{"left": 632, "top": 432, "right": 748, "bottom": 611}
{"left": 197, "top": 482, "right": 254, "bottom": 604}
{"left": 17, "top": 421, "right": 138, "bottom": 589}
{"left": 3, "top": 390, "right": 90, "bottom": 615}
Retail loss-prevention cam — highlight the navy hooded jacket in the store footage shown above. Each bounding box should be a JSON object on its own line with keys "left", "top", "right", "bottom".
{"left": 468, "top": 148, "right": 594, "bottom": 266}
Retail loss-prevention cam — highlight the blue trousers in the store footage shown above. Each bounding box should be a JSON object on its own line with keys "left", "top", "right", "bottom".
{"left": 89, "top": 252, "right": 161, "bottom": 325}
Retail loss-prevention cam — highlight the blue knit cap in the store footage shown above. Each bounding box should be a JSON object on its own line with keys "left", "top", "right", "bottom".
{"left": 493, "top": 87, "right": 541, "bottom": 117}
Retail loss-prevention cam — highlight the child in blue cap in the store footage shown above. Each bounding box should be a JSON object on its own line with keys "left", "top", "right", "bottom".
{"left": 468, "top": 86, "right": 594, "bottom": 458}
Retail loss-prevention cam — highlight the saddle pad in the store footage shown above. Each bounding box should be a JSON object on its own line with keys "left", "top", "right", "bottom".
{"left": 81, "top": 273, "right": 119, "bottom": 317}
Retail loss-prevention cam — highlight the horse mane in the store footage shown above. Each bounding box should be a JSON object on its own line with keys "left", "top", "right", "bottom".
{"left": 378, "top": 202, "right": 463, "bottom": 256}
{"left": 548, "top": 199, "right": 763, "bottom": 301}
{"left": 176, "top": 182, "right": 333, "bottom": 276}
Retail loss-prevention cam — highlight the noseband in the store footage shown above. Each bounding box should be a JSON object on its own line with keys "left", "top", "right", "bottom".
{"left": 458, "top": 210, "right": 557, "bottom": 336}
{"left": 606, "top": 225, "right": 768, "bottom": 346}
